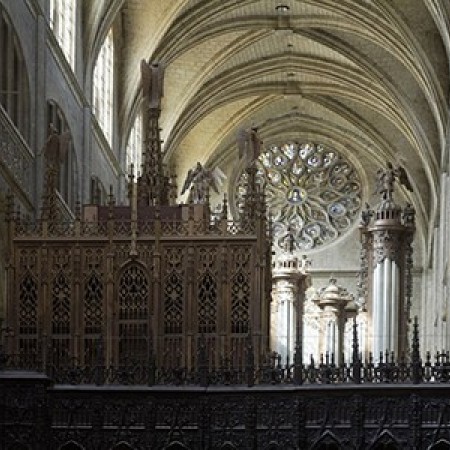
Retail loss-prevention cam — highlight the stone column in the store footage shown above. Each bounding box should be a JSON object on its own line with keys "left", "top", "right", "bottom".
{"left": 313, "top": 277, "right": 355, "bottom": 364}
{"left": 359, "top": 166, "right": 415, "bottom": 359}
{"left": 271, "top": 254, "right": 310, "bottom": 361}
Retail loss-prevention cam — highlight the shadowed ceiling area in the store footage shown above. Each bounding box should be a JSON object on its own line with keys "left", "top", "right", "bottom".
{"left": 102, "top": 0, "right": 449, "bottom": 257}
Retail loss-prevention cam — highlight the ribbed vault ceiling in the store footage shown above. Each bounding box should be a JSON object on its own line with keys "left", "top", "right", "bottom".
{"left": 91, "top": 0, "right": 450, "bottom": 256}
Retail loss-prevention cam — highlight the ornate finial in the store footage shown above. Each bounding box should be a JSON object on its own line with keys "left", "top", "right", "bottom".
{"left": 374, "top": 162, "right": 413, "bottom": 202}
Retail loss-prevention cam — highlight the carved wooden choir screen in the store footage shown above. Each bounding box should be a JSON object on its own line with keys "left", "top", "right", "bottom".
{"left": 10, "top": 238, "right": 267, "bottom": 370}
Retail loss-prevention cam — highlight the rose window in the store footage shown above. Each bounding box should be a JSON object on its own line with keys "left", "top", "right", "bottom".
{"left": 235, "top": 142, "right": 362, "bottom": 251}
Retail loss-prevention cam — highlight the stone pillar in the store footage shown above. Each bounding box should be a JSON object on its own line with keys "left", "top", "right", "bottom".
{"left": 271, "top": 254, "right": 310, "bottom": 361}
{"left": 313, "top": 278, "right": 356, "bottom": 364}
{"left": 359, "top": 165, "right": 415, "bottom": 359}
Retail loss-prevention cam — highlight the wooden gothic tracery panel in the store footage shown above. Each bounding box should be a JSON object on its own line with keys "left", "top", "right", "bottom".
{"left": 50, "top": 249, "right": 72, "bottom": 365}
{"left": 17, "top": 249, "right": 38, "bottom": 360}
{"left": 229, "top": 246, "right": 252, "bottom": 365}
{"left": 196, "top": 247, "right": 219, "bottom": 366}
{"left": 230, "top": 247, "right": 251, "bottom": 335}
{"left": 197, "top": 247, "right": 218, "bottom": 335}
{"left": 117, "top": 264, "right": 150, "bottom": 364}
{"left": 162, "top": 247, "right": 185, "bottom": 366}
{"left": 83, "top": 248, "right": 104, "bottom": 366}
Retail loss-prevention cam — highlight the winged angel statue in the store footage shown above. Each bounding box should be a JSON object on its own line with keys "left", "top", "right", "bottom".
{"left": 181, "top": 162, "right": 226, "bottom": 204}
{"left": 375, "top": 162, "right": 413, "bottom": 201}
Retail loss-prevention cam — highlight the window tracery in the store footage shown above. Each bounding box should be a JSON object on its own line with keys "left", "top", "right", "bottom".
{"left": 49, "top": 0, "right": 77, "bottom": 69}
{"left": 236, "top": 142, "right": 362, "bottom": 251}
{"left": 126, "top": 110, "right": 143, "bottom": 172}
{"left": 93, "top": 29, "right": 114, "bottom": 146}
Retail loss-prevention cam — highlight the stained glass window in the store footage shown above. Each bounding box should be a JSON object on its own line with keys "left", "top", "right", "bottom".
{"left": 236, "top": 142, "right": 362, "bottom": 251}
{"left": 49, "top": 0, "right": 77, "bottom": 69}
{"left": 93, "top": 29, "right": 114, "bottom": 146}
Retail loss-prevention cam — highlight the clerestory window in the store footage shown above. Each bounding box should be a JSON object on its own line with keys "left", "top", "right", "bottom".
{"left": 0, "top": 5, "right": 29, "bottom": 140}
{"left": 126, "top": 111, "right": 143, "bottom": 173}
{"left": 49, "top": 0, "right": 77, "bottom": 69}
{"left": 93, "top": 29, "right": 114, "bottom": 147}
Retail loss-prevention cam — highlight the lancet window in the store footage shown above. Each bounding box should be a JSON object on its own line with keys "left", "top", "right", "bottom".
{"left": 93, "top": 29, "right": 114, "bottom": 146}
{"left": 126, "top": 110, "right": 143, "bottom": 172}
{"left": 49, "top": 0, "right": 77, "bottom": 69}
{"left": 0, "top": 5, "right": 29, "bottom": 139}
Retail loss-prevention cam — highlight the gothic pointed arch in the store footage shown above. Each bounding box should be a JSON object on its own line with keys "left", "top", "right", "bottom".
{"left": 116, "top": 261, "right": 151, "bottom": 364}
{"left": 369, "top": 430, "right": 401, "bottom": 450}
{"left": 311, "top": 430, "right": 343, "bottom": 450}
{"left": 429, "top": 440, "right": 450, "bottom": 450}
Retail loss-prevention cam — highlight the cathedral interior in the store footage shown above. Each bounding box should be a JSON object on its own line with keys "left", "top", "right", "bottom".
{"left": 2, "top": 1, "right": 450, "bottom": 449}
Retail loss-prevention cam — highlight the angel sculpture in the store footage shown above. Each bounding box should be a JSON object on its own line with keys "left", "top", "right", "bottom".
{"left": 237, "top": 126, "right": 263, "bottom": 167}
{"left": 374, "top": 162, "right": 413, "bottom": 201}
{"left": 181, "top": 162, "right": 226, "bottom": 204}
{"left": 140, "top": 59, "right": 165, "bottom": 109}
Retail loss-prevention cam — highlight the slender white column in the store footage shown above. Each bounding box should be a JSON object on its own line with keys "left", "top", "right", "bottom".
{"left": 271, "top": 280, "right": 297, "bottom": 360}
{"left": 372, "top": 263, "right": 379, "bottom": 358}
{"left": 382, "top": 258, "right": 391, "bottom": 354}
{"left": 390, "top": 260, "right": 399, "bottom": 352}
{"left": 373, "top": 262, "right": 386, "bottom": 359}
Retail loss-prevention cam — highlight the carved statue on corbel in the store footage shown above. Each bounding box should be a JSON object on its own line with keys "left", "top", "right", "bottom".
{"left": 140, "top": 60, "right": 165, "bottom": 110}
{"left": 41, "top": 124, "right": 71, "bottom": 222}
